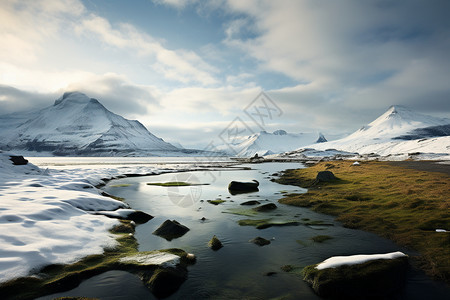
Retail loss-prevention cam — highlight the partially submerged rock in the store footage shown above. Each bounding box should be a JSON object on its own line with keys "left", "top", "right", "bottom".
{"left": 240, "top": 200, "right": 261, "bottom": 206}
{"left": 145, "top": 267, "right": 187, "bottom": 299}
{"left": 208, "top": 235, "right": 223, "bottom": 250}
{"left": 153, "top": 220, "right": 190, "bottom": 241}
{"left": 249, "top": 237, "right": 271, "bottom": 246}
{"left": 252, "top": 203, "right": 277, "bottom": 212}
{"left": 228, "top": 180, "right": 259, "bottom": 194}
{"left": 302, "top": 252, "right": 408, "bottom": 299}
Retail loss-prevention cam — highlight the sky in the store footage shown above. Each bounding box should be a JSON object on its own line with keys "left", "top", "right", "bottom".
{"left": 0, "top": 0, "right": 449, "bottom": 149}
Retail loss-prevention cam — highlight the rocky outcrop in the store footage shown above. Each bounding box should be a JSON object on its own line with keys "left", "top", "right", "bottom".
{"left": 9, "top": 155, "right": 28, "bottom": 165}
{"left": 240, "top": 200, "right": 261, "bottom": 206}
{"left": 302, "top": 255, "right": 408, "bottom": 299}
{"left": 252, "top": 203, "right": 277, "bottom": 212}
{"left": 315, "top": 171, "right": 336, "bottom": 183}
{"left": 153, "top": 220, "right": 190, "bottom": 241}
{"left": 208, "top": 235, "right": 223, "bottom": 250}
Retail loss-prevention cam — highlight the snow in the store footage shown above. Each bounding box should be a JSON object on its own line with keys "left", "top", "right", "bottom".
{"left": 316, "top": 251, "right": 407, "bottom": 270}
{"left": 0, "top": 151, "right": 213, "bottom": 284}
{"left": 119, "top": 252, "right": 180, "bottom": 268}
{"left": 220, "top": 130, "right": 327, "bottom": 157}
{"left": 0, "top": 92, "right": 181, "bottom": 156}
{"left": 277, "top": 106, "right": 450, "bottom": 160}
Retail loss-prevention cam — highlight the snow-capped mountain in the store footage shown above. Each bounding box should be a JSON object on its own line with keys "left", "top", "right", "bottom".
{"left": 224, "top": 129, "right": 327, "bottom": 157}
{"left": 303, "top": 105, "right": 450, "bottom": 156}
{"left": 0, "top": 92, "right": 181, "bottom": 156}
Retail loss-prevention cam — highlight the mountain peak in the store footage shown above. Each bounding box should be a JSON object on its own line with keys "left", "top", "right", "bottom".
{"left": 54, "top": 91, "right": 99, "bottom": 107}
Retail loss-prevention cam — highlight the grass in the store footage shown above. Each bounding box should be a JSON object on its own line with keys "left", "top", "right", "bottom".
{"left": 207, "top": 199, "right": 226, "bottom": 205}
{"left": 277, "top": 160, "right": 450, "bottom": 283}
{"left": 147, "top": 181, "right": 208, "bottom": 187}
{"left": 110, "top": 184, "right": 132, "bottom": 188}
{"left": 237, "top": 218, "right": 300, "bottom": 229}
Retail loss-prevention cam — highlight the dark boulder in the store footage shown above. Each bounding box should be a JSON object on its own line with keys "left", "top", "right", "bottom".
{"left": 315, "top": 171, "right": 336, "bottom": 183}
{"left": 208, "top": 235, "right": 223, "bottom": 250}
{"left": 9, "top": 156, "right": 28, "bottom": 165}
{"left": 253, "top": 203, "right": 277, "bottom": 212}
{"left": 303, "top": 256, "right": 409, "bottom": 299}
{"left": 153, "top": 220, "right": 190, "bottom": 241}
{"left": 240, "top": 200, "right": 261, "bottom": 206}
{"left": 126, "top": 211, "right": 154, "bottom": 224}
{"left": 144, "top": 267, "right": 187, "bottom": 299}
{"left": 228, "top": 180, "right": 259, "bottom": 194}
{"left": 249, "top": 237, "right": 271, "bottom": 246}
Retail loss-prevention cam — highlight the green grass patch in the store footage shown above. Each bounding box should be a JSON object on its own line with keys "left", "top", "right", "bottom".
{"left": 237, "top": 218, "right": 300, "bottom": 229}
{"left": 277, "top": 160, "right": 450, "bottom": 282}
{"left": 147, "top": 181, "right": 208, "bottom": 187}
{"left": 207, "top": 199, "right": 226, "bottom": 205}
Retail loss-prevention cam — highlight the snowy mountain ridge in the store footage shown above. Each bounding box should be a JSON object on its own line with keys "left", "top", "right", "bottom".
{"left": 294, "top": 105, "right": 450, "bottom": 157}
{"left": 0, "top": 92, "right": 181, "bottom": 156}
{"left": 223, "top": 129, "right": 327, "bottom": 157}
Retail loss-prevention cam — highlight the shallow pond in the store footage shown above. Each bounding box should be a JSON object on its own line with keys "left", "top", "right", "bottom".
{"left": 40, "top": 162, "right": 449, "bottom": 299}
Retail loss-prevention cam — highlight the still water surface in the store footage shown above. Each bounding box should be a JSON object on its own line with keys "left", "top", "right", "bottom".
{"left": 40, "top": 162, "right": 448, "bottom": 299}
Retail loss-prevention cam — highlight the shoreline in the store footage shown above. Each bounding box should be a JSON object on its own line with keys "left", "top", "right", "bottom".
{"left": 276, "top": 160, "right": 450, "bottom": 284}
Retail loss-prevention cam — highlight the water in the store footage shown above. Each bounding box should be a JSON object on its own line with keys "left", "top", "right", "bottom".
{"left": 39, "top": 162, "right": 449, "bottom": 300}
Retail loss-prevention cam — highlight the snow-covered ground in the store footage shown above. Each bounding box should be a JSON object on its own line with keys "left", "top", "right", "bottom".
{"left": 0, "top": 152, "right": 222, "bottom": 284}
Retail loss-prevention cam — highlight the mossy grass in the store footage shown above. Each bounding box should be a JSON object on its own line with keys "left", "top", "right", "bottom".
{"left": 237, "top": 218, "right": 300, "bottom": 229}
{"left": 0, "top": 220, "right": 190, "bottom": 300}
{"left": 147, "top": 181, "right": 208, "bottom": 187}
{"left": 207, "top": 199, "right": 226, "bottom": 205}
{"left": 277, "top": 160, "right": 450, "bottom": 282}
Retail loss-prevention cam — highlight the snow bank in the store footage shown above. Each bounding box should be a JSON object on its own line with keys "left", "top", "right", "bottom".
{"left": 119, "top": 252, "right": 180, "bottom": 268}
{"left": 0, "top": 152, "right": 204, "bottom": 283}
{"left": 316, "top": 251, "right": 407, "bottom": 270}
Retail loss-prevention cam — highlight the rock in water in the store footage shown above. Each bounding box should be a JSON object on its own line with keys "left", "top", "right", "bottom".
{"left": 302, "top": 256, "right": 408, "bottom": 299}
{"left": 315, "top": 171, "right": 336, "bottom": 182}
{"left": 127, "top": 210, "right": 154, "bottom": 224}
{"left": 253, "top": 203, "right": 277, "bottom": 212}
{"left": 145, "top": 268, "right": 187, "bottom": 299}
{"left": 240, "top": 200, "right": 261, "bottom": 206}
{"left": 153, "top": 220, "right": 190, "bottom": 241}
{"left": 228, "top": 180, "right": 259, "bottom": 194}
{"left": 9, "top": 155, "right": 28, "bottom": 165}
{"left": 249, "top": 237, "right": 271, "bottom": 246}
{"left": 208, "top": 235, "right": 223, "bottom": 250}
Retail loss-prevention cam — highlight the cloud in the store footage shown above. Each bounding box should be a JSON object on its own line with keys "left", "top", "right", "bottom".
{"left": 0, "top": 84, "right": 57, "bottom": 114}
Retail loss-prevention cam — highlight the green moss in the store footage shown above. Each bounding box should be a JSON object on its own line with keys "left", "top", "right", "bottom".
{"left": 277, "top": 160, "right": 450, "bottom": 282}
{"left": 207, "top": 199, "right": 226, "bottom": 205}
{"left": 147, "top": 181, "right": 208, "bottom": 187}
{"left": 310, "top": 235, "right": 333, "bottom": 243}
{"left": 237, "top": 218, "right": 299, "bottom": 229}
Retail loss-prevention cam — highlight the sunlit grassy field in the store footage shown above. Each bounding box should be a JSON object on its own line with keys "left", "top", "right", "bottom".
{"left": 277, "top": 161, "right": 450, "bottom": 282}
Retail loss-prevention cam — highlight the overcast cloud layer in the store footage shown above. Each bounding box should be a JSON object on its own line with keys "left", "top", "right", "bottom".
{"left": 0, "top": 0, "right": 449, "bottom": 148}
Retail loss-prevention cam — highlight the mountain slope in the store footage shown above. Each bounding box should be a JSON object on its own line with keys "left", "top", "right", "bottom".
{"left": 227, "top": 129, "right": 327, "bottom": 157}
{"left": 0, "top": 92, "right": 179, "bottom": 155}
{"left": 305, "top": 105, "right": 450, "bottom": 156}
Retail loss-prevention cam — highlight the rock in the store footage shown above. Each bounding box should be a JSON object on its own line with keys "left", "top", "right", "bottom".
{"left": 240, "top": 200, "right": 261, "bottom": 206}
{"left": 253, "top": 203, "right": 277, "bottom": 212}
{"left": 228, "top": 180, "right": 259, "bottom": 194}
{"left": 126, "top": 211, "right": 154, "bottom": 224}
{"left": 264, "top": 271, "right": 277, "bottom": 276}
{"left": 315, "top": 171, "right": 336, "bottom": 183}
{"left": 111, "top": 220, "right": 135, "bottom": 234}
{"left": 153, "top": 220, "right": 190, "bottom": 241}
{"left": 208, "top": 235, "right": 223, "bottom": 250}
{"left": 302, "top": 256, "right": 408, "bottom": 299}
{"left": 144, "top": 267, "right": 187, "bottom": 299}
{"left": 249, "top": 237, "right": 271, "bottom": 246}
{"left": 9, "top": 155, "right": 28, "bottom": 165}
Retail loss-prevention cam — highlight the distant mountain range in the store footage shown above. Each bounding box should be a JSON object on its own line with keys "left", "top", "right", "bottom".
{"left": 0, "top": 92, "right": 191, "bottom": 156}
{"left": 295, "top": 105, "right": 450, "bottom": 157}
{"left": 220, "top": 129, "right": 327, "bottom": 157}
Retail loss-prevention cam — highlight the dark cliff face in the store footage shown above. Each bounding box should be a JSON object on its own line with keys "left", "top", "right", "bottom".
{"left": 393, "top": 124, "right": 450, "bottom": 140}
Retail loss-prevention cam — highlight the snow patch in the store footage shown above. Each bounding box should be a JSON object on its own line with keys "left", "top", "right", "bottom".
{"left": 316, "top": 251, "right": 407, "bottom": 270}
{"left": 120, "top": 252, "right": 180, "bottom": 268}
